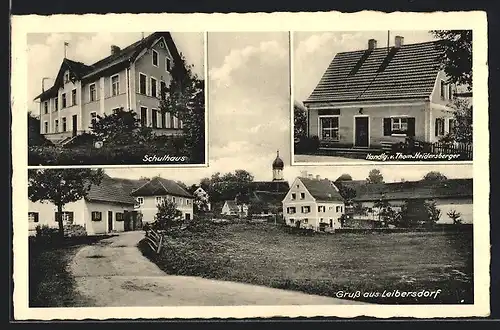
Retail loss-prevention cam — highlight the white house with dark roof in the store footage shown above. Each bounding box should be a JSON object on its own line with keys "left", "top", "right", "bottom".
{"left": 221, "top": 200, "right": 248, "bottom": 217}
{"left": 336, "top": 178, "right": 473, "bottom": 224}
{"left": 303, "top": 36, "right": 469, "bottom": 149}
{"left": 282, "top": 175, "right": 345, "bottom": 232}
{"left": 130, "top": 176, "right": 194, "bottom": 222}
{"left": 28, "top": 174, "right": 147, "bottom": 236}
{"left": 34, "top": 32, "right": 189, "bottom": 145}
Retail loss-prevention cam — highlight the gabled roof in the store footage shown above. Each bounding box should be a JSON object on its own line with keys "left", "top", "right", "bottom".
{"left": 338, "top": 178, "right": 473, "bottom": 202}
{"left": 35, "top": 32, "right": 182, "bottom": 101}
{"left": 251, "top": 191, "right": 286, "bottom": 207}
{"left": 85, "top": 174, "right": 148, "bottom": 205}
{"left": 130, "top": 177, "right": 193, "bottom": 198}
{"left": 298, "top": 177, "right": 344, "bottom": 202}
{"left": 304, "top": 40, "right": 444, "bottom": 104}
{"left": 251, "top": 181, "right": 290, "bottom": 193}
{"left": 223, "top": 200, "right": 240, "bottom": 212}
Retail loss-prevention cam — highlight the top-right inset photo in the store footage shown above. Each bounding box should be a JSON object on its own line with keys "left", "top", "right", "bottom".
{"left": 292, "top": 30, "right": 473, "bottom": 164}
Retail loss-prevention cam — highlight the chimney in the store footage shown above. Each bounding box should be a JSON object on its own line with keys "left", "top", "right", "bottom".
{"left": 368, "top": 39, "right": 377, "bottom": 50}
{"left": 394, "top": 36, "right": 404, "bottom": 48}
{"left": 300, "top": 171, "right": 308, "bottom": 178}
{"left": 316, "top": 175, "right": 321, "bottom": 180}
{"left": 308, "top": 173, "right": 314, "bottom": 179}
{"left": 111, "top": 45, "right": 121, "bottom": 55}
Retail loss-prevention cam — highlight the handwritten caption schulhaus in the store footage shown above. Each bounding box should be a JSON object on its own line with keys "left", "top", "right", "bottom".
{"left": 143, "top": 154, "right": 188, "bottom": 163}
{"left": 336, "top": 289, "right": 442, "bottom": 299}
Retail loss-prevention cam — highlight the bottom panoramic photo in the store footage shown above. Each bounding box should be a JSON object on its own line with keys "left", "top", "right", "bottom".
{"left": 27, "top": 163, "right": 473, "bottom": 307}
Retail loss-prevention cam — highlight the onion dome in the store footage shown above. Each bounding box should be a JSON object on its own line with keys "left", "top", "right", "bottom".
{"left": 272, "top": 150, "right": 284, "bottom": 170}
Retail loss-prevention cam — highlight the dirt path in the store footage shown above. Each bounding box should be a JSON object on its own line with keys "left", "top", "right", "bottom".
{"left": 69, "top": 231, "right": 364, "bottom": 306}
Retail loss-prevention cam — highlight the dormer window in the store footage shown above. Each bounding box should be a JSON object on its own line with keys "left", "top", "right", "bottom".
{"left": 152, "top": 49, "right": 159, "bottom": 67}
{"left": 64, "top": 72, "right": 70, "bottom": 84}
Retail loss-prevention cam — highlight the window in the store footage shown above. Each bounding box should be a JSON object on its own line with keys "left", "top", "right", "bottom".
{"left": 384, "top": 117, "right": 415, "bottom": 136}
{"left": 290, "top": 219, "right": 295, "bottom": 224}
{"left": 440, "top": 80, "right": 446, "bottom": 100}
{"left": 28, "top": 212, "right": 39, "bottom": 223}
{"left": 186, "top": 199, "right": 191, "bottom": 205}
{"left": 54, "top": 119, "right": 59, "bottom": 133}
{"left": 90, "top": 112, "right": 97, "bottom": 126}
{"left": 116, "top": 213, "right": 124, "bottom": 221}
{"left": 435, "top": 118, "right": 445, "bottom": 136}
{"left": 137, "top": 197, "right": 144, "bottom": 205}
{"left": 152, "top": 49, "right": 159, "bottom": 67}
{"left": 61, "top": 212, "right": 74, "bottom": 224}
{"left": 71, "top": 89, "right": 77, "bottom": 106}
{"left": 54, "top": 97, "right": 58, "bottom": 111}
{"left": 43, "top": 101, "right": 48, "bottom": 114}
{"left": 300, "top": 193, "right": 305, "bottom": 200}
{"left": 150, "top": 77, "right": 157, "bottom": 98}
{"left": 448, "top": 84, "right": 453, "bottom": 100}
{"left": 166, "top": 57, "right": 171, "bottom": 72}
{"left": 318, "top": 206, "right": 326, "bottom": 212}
{"left": 173, "top": 115, "right": 179, "bottom": 128}
{"left": 301, "top": 206, "right": 311, "bottom": 213}
{"left": 62, "top": 117, "right": 67, "bottom": 132}
{"left": 172, "top": 197, "right": 176, "bottom": 203}
{"left": 165, "top": 112, "right": 172, "bottom": 128}
{"left": 180, "top": 120, "right": 183, "bottom": 129}
{"left": 64, "top": 72, "right": 70, "bottom": 83}
{"left": 155, "top": 196, "right": 163, "bottom": 205}
{"left": 287, "top": 207, "right": 296, "bottom": 214}
{"left": 303, "top": 219, "right": 309, "bottom": 224}
{"left": 62, "top": 93, "right": 67, "bottom": 108}
{"left": 44, "top": 121, "right": 48, "bottom": 133}
{"left": 291, "top": 193, "right": 296, "bottom": 200}
{"left": 336, "top": 206, "right": 342, "bottom": 212}
{"left": 89, "top": 83, "right": 96, "bottom": 102}
{"left": 111, "top": 74, "right": 120, "bottom": 96}
{"left": 320, "top": 116, "right": 339, "bottom": 141}
{"left": 91, "top": 211, "right": 102, "bottom": 221}
{"left": 140, "top": 107, "right": 148, "bottom": 127}
{"left": 112, "top": 108, "right": 121, "bottom": 114}
{"left": 160, "top": 81, "right": 167, "bottom": 100}
{"left": 139, "top": 73, "right": 147, "bottom": 95}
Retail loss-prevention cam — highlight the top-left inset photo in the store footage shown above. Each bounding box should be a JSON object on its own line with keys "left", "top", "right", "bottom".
{"left": 27, "top": 31, "right": 207, "bottom": 166}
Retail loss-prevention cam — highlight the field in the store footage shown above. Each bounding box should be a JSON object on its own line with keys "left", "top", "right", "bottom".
{"left": 142, "top": 222, "right": 473, "bottom": 304}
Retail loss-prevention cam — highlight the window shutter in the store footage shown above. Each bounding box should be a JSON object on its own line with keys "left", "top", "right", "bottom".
{"left": 55, "top": 212, "right": 59, "bottom": 222}
{"left": 434, "top": 118, "right": 439, "bottom": 137}
{"left": 407, "top": 117, "right": 415, "bottom": 137}
{"left": 383, "top": 118, "right": 391, "bottom": 136}
{"left": 34, "top": 213, "right": 39, "bottom": 223}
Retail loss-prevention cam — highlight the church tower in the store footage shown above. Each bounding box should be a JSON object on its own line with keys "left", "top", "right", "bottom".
{"left": 272, "top": 150, "right": 284, "bottom": 181}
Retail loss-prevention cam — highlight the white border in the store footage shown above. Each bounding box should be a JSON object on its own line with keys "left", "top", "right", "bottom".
{"left": 12, "top": 12, "right": 489, "bottom": 320}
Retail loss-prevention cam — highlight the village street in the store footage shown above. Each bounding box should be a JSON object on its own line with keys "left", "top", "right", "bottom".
{"left": 69, "top": 231, "right": 362, "bottom": 306}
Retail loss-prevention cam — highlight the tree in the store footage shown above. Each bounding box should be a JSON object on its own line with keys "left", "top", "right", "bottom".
{"left": 154, "top": 199, "right": 183, "bottom": 230}
{"left": 399, "top": 199, "right": 428, "bottom": 228}
{"left": 366, "top": 169, "right": 384, "bottom": 184}
{"left": 423, "top": 171, "right": 448, "bottom": 181}
{"left": 430, "top": 30, "right": 472, "bottom": 90}
{"left": 449, "top": 98, "right": 473, "bottom": 144}
{"left": 447, "top": 210, "right": 462, "bottom": 225}
{"left": 89, "top": 108, "right": 152, "bottom": 145}
{"left": 335, "top": 173, "right": 353, "bottom": 182}
{"left": 28, "top": 112, "right": 52, "bottom": 146}
{"left": 28, "top": 169, "right": 104, "bottom": 237}
{"left": 160, "top": 54, "right": 205, "bottom": 163}
{"left": 425, "top": 200, "right": 441, "bottom": 226}
{"left": 337, "top": 185, "right": 356, "bottom": 205}
{"left": 206, "top": 170, "right": 255, "bottom": 203}
{"left": 176, "top": 180, "right": 189, "bottom": 192}
{"left": 294, "top": 101, "right": 307, "bottom": 138}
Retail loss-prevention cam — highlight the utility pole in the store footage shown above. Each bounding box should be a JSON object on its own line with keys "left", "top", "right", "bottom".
{"left": 387, "top": 31, "right": 390, "bottom": 54}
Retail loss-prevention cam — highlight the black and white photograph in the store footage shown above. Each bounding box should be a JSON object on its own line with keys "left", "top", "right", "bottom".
{"left": 27, "top": 163, "right": 473, "bottom": 307}
{"left": 292, "top": 30, "right": 473, "bottom": 163}
{"left": 27, "top": 31, "right": 206, "bottom": 166}
{"left": 12, "top": 12, "right": 489, "bottom": 321}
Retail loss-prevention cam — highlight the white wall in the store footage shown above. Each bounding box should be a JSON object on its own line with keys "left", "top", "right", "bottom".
{"left": 137, "top": 195, "right": 194, "bottom": 223}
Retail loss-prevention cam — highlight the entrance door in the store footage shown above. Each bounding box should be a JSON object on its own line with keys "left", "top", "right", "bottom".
{"left": 72, "top": 115, "right": 78, "bottom": 137}
{"left": 124, "top": 211, "right": 131, "bottom": 231}
{"left": 354, "top": 117, "right": 369, "bottom": 147}
{"left": 108, "top": 211, "right": 113, "bottom": 232}
{"left": 185, "top": 213, "right": 191, "bottom": 221}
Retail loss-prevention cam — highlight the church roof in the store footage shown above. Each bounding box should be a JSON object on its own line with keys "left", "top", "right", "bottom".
{"left": 272, "top": 150, "right": 284, "bottom": 170}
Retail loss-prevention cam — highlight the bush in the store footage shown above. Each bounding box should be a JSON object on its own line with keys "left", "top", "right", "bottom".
{"left": 63, "top": 224, "right": 87, "bottom": 237}
{"left": 64, "top": 132, "right": 95, "bottom": 148}
{"left": 34, "top": 225, "right": 60, "bottom": 245}
{"left": 295, "top": 135, "right": 320, "bottom": 153}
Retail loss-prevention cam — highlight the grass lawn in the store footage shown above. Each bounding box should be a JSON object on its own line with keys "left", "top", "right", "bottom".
{"left": 142, "top": 223, "right": 473, "bottom": 304}
{"left": 29, "top": 236, "right": 112, "bottom": 307}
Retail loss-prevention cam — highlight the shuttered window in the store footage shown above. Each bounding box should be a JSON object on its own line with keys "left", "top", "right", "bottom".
{"left": 383, "top": 117, "right": 415, "bottom": 136}
{"left": 91, "top": 211, "right": 102, "bottom": 221}
{"left": 435, "top": 118, "right": 445, "bottom": 136}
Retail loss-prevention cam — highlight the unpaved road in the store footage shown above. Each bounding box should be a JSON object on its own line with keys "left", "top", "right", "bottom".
{"left": 69, "top": 231, "right": 364, "bottom": 306}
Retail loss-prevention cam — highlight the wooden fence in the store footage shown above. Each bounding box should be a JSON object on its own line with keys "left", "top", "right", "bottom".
{"left": 145, "top": 229, "right": 163, "bottom": 255}
{"left": 390, "top": 138, "right": 473, "bottom": 160}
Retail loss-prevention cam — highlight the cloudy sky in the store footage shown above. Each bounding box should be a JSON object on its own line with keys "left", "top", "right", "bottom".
{"left": 103, "top": 31, "right": 472, "bottom": 185}
{"left": 293, "top": 30, "right": 438, "bottom": 103}
{"left": 27, "top": 32, "right": 204, "bottom": 112}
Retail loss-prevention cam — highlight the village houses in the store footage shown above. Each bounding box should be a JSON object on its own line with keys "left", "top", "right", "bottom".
{"left": 34, "top": 32, "right": 186, "bottom": 145}
{"left": 28, "top": 174, "right": 194, "bottom": 236}
{"left": 282, "top": 173, "right": 345, "bottom": 232}
{"left": 302, "top": 36, "right": 470, "bottom": 150}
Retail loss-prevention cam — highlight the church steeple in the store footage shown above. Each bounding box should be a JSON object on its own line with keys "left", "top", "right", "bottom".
{"left": 272, "top": 150, "right": 284, "bottom": 181}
